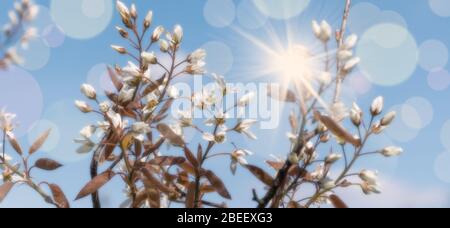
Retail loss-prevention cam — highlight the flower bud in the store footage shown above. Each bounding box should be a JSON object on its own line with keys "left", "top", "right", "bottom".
{"left": 80, "top": 84, "right": 96, "bottom": 100}
{"left": 319, "top": 20, "right": 332, "bottom": 42}
{"left": 99, "top": 101, "right": 111, "bottom": 113}
{"left": 141, "top": 52, "right": 157, "bottom": 65}
{"left": 173, "top": 25, "right": 183, "bottom": 44}
{"left": 288, "top": 153, "right": 300, "bottom": 164}
{"left": 115, "top": 26, "right": 128, "bottom": 38}
{"left": 359, "top": 170, "right": 378, "bottom": 185}
{"left": 371, "top": 96, "right": 384, "bottom": 116}
{"left": 381, "top": 111, "right": 396, "bottom": 126}
{"left": 75, "top": 100, "right": 92, "bottom": 113}
{"left": 152, "top": 26, "right": 164, "bottom": 42}
{"left": 312, "top": 20, "right": 321, "bottom": 39}
{"left": 111, "top": 45, "right": 127, "bottom": 54}
{"left": 130, "top": 4, "right": 137, "bottom": 19}
{"left": 381, "top": 146, "right": 403, "bottom": 157}
{"left": 160, "top": 40, "right": 169, "bottom": 52}
{"left": 144, "top": 11, "right": 153, "bottom": 28}
{"left": 325, "top": 153, "right": 342, "bottom": 164}
{"left": 344, "top": 34, "right": 358, "bottom": 50}
{"left": 343, "top": 57, "right": 360, "bottom": 72}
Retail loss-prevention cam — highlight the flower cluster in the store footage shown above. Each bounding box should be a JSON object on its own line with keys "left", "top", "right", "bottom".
{"left": 247, "top": 0, "right": 404, "bottom": 208}
{"left": 74, "top": 1, "right": 255, "bottom": 208}
{"left": 0, "top": 0, "right": 39, "bottom": 69}
{"left": 0, "top": 109, "right": 68, "bottom": 208}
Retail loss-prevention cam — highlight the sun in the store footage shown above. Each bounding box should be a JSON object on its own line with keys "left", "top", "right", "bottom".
{"left": 271, "top": 45, "right": 314, "bottom": 85}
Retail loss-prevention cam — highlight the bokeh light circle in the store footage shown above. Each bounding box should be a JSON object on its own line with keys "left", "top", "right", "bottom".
{"left": 50, "top": 0, "right": 113, "bottom": 39}
{"left": 86, "top": 63, "right": 116, "bottom": 93}
{"left": 16, "top": 38, "right": 51, "bottom": 71}
{"left": 236, "top": 0, "right": 268, "bottom": 29}
{"left": 203, "top": 0, "right": 236, "bottom": 28}
{"left": 202, "top": 41, "right": 234, "bottom": 75}
{"left": 252, "top": 0, "right": 310, "bottom": 20}
{"left": 440, "top": 120, "right": 450, "bottom": 150}
{"left": 349, "top": 3, "right": 407, "bottom": 35}
{"left": 403, "top": 97, "right": 434, "bottom": 129}
{"left": 348, "top": 72, "right": 372, "bottom": 95}
{"left": 429, "top": 0, "right": 450, "bottom": 17}
{"left": 427, "top": 69, "right": 450, "bottom": 91}
{"left": 0, "top": 67, "right": 43, "bottom": 137}
{"left": 434, "top": 152, "right": 450, "bottom": 183}
{"left": 357, "top": 23, "right": 418, "bottom": 86}
{"left": 419, "top": 40, "right": 448, "bottom": 71}
{"left": 385, "top": 105, "right": 420, "bottom": 142}
{"left": 27, "top": 120, "right": 60, "bottom": 152}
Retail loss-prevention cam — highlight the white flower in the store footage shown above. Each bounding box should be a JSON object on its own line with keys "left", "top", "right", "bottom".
{"left": 381, "top": 146, "right": 403, "bottom": 157}
{"left": 141, "top": 52, "right": 157, "bottom": 65}
{"left": 74, "top": 138, "right": 95, "bottom": 154}
{"left": 311, "top": 20, "right": 321, "bottom": 38}
{"left": 80, "top": 125, "right": 96, "bottom": 139}
{"left": 118, "top": 86, "right": 136, "bottom": 103}
{"left": 202, "top": 128, "right": 227, "bottom": 144}
{"left": 350, "top": 102, "right": 362, "bottom": 126}
{"left": 359, "top": 170, "right": 378, "bottom": 185}
{"left": 231, "top": 149, "right": 253, "bottom": 166}
{"left": 343, "top": 34, "right": 358, "bottom": 50}
{"left": 381, "top": 111, "right": 396, "bottom": 126}
{"left": 337, "top": 50, "right": 353, "bottom": 61}
{"left": 177, "top": 110, "right": 193, "bottom": 127}
{"left": 310, "top": 164, "right": 325, "bottom": 180}
{"left": 238, "top": 92, "right": 255, "bottom": 107}
{"left": 107, "top": 111, "right": 124, "bottom": 129}
{"left": 188, "top": 49, "right": 206, "bottom": 64}
{"left": 212, "top": 73, "right": 227, "bottom": 92}
{"left": 371, "top": 96, "right": 384, "bottom": 116}
{"left": 75, "top": 100, "right": 92, "bottom": 113}
{"left": 81, "top": 84, "right": 96, "bottom": 100}
{"left": 122, "top": 61, "right": 141, "bottom": 78}
{"left": 144, "top": 10, "right": 153, "bottom": 28}
{"left": 152, "top": 26, "right": 165, "bottom": 42}
{"left": 320, "top": 177, "right": 336, "bottom": 190}
{"left": 97, "top": 121, "right": 111, "bottom": 132}
{"left": 160, "top": 40, "right": 169, "bottom": 52}
{"left": 325, "top": 153, "right": 342, "bottom": 164}
{"left": 185, "top": 60, "right": 206, "bottom": 75}
{"left": 168, "top": 86, "right": 179, "bottom": 99}
{"left": 0, "top": 108, "right": 16, "bottom": 132}
{"left": 131, "top": 122, "right": 151, "bottom": 141}
{"left": 320, "top": 20, "right": 332, "bottom": 42}
{"left": 99, "top": 101, "right": 111, "bottom": 113}
{"left": 286, "top": 132, "right": 298, "bottom": 144}
{"left": 343, "top": 57, "right": 360, "bottom": 71}
{"left": 234, "top": 119, "right": 257, "bottom": 140}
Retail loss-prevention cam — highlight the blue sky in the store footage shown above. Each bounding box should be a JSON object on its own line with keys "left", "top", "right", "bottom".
{"left": 1, "top": 0, "right": 450, "bottom": 208}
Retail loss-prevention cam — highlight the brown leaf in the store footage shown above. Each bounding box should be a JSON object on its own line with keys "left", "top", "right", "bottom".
{"left": 267, "top": 84, "right": 297, "bottom": 103}
{"left": 7, "top": 134, "right": 22, "bottom": 155}
{"left": 143, "top": 138, "right": 165, "bottom": 157}
{"left": 158, "top": 99, "right": 174, "bottom": 116}
{"left": 204, "top": 170, "right": 231, "bottom": 200}
{"left": 287, "top": 201, "right": 301, "bottom": 208}
{"left": 0, "top": 182, "right": 14, "bottom": 202}
{"left": 131, "top": 190, "right": 149, "bottom": 208}
{"left": 48, "top": 184, "right": 70, "bottom": 208}
{"left": 329, "top": 194, "right": 348, "bottom": 208}
{"left": 147, "top": 189, "right": 161, "bottom": 208}
{"left": 179, "top": 162, "right": 196, "bottom": 175}
{"left": 29, "top": 129, "right": 51, "bottom": 155}
{"left": 246, "top": 165, "right": 274, "bottom": 186}
{"left": 148, "top": 156, "right": 186, "bottom": 166}
{"left": 266, "top": 161, "right": 284, "bottom": 171}
{"left": 315, "top": 111, "right": 361, "bottom": 147}
{"left": 197, "top": 144, "right": 203, "bottom": 162}
{"left": 156, "top": 124, "right": 185, "bottom": 147}
{"left": 75, "top": 171, "right": 115, "bottom": 200}
{"left": 184, "top": 147, "right": 199, "bottom": 168}
{"left": 34, "top": 158, "right": 63, "bottom": 171}
{"left": 141, "top": 167, "right": 174, "bottom": 194}
{"left": 107, "top": 66, "right": 123, "bottom": 91}
{"left": 185, "top": 182, "right": 196, "bottom": 208}
{"left": 142, "top": 76, "right": 164, "bottom": 97}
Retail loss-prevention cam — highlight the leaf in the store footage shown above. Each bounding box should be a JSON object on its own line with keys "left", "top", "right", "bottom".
{"left": 157, "top": 99, "right": 174, "bottom": 116}
{"left": 148, "top": 156, "right": 186, "bottom": 166}
{"left": 267, "top": 84, "right": 297, "bottom": 103}
{"left": 197, "top": 144, "right": 203, "bottom": 162}
{"left": 314, "top": 111, "right": 361, "bottom": 147}
{"left": 75, "top": 171, "right": 115, "bottom": 200}
{"left": 141, "top": 167, "right": 174, "bottom": 194}
{"left": 0, "top": 182, "right": 14, "bottom": 202}
{"left": 143, "top": 138, "right": 165, "bottom": 157}
{"left": 246, "top": 165, "right": 274, "bottom": 186}
{"left": 107, "top": 66, "right": 124, "bottom": 91}
{"left": 184, "top": 147, "right": 199, "bottom": 168}
{"left": 185, "top": 182, "right": 196, "bottom": 208}
{"left": 48, "top": 184, "right": 70, "bottom": 208}
{"left": 7, "top": 134, "right": 22, "bottom": 155}
{"left": 204, "top": 170, "right": 231, "bottom": 200}
{"left": 147, "top": 189, "right": 161, "bottom": 208}
{"left": 287, "top": 201, "right": 301, "bottom": 208}
{"left": 29, "top": 129, "right": 51, "bottom": 155}
{"left": 34, "top": 158, "right": 63, "bottom": 171}
{"left": 156, "top": 124, "right": 185, "bottom": 147}
{"left": 329, "top": 194, "right": 348, "bottom": 208}
{"left": 266, "top": 161, "right": 284, "bottom": 171}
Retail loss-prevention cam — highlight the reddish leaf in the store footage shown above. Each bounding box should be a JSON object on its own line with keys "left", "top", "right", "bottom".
{"left": 75, "top": 171, "right": 115, "bottom": 200}
{"left": 157, "top": 124, "right": 185, "bottom": 147}
{"left": 185, "top": 182, "right": 196, "bottom": 208}
{"left": 197, "top": 144, "right": 203, "bottom": 162}
{"left": 34, "top": 158, "right": 63, "bottom": 171}
{"left": 184, "top": 147, "right": 199, "bottom": 168}
{"left": 148, "top": 156, "right": 186, "bottom": 166}
{"left": 7, "top": 134, "right": 22, "bottom": 155}
{"left": 266, "top": 161, "right": 284, "bottom": 171}
{"left": 141, "top": 167, "right": 174, "bottom": 194}
{"left": 0, "top": 182, "right": 14, "bottom": 202}
{"left": 48, "top": 184, "right": 70, "bottom": 208}
{"left": 147, "top": 189, "right": 161, "bottom": 208}
{"left": 315, "top": 111, "right": 361, "bottom": 147}
{"left": 204, "top": 170, "right": 231, "bottom": 200}
{"left": 246, "top": 165, "right": 274, "bottom": 186}
{"left": 29, "top": 129, "right": 51, "bottom": 155}
{"left": 329, "top": 194, "right": 348, "bottom": 208}
{"left": 158, "top": 99, "right": 174, "bottom": 116}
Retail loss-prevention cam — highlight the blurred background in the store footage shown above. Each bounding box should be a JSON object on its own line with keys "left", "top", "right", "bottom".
{"left": 1, "top": 0, "right": 450, "bottom": 208}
